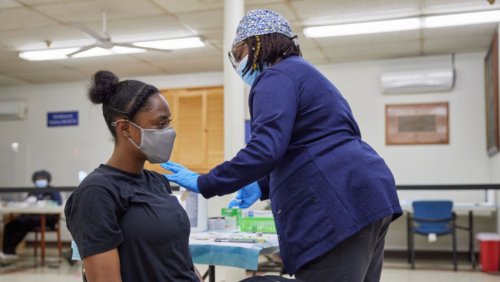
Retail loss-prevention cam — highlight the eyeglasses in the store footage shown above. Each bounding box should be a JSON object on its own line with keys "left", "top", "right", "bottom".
{"left": 228, "top": 41, "right": 246, "bottom": 70}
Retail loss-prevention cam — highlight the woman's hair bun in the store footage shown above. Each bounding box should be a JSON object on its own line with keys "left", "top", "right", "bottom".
{"left": 88, "top": 70, "right": 119, "bottom": 105}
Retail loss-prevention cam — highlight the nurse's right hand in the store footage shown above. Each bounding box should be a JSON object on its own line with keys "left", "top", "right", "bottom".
{"left": 161, "top": 161, "right": 200, "bottom": 193}
{"left": 228, "top": 182, "right": 261, "bottom": 209}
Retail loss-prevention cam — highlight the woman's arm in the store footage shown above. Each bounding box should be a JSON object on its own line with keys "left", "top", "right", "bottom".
{"left": 83, "top": 248, "right": 122, "bottom": 282}
{"left": 194, "top": 266, "right": 204, "bottom": 282}
{"left": 197, "top": 70, "right": 298, "bottom": 198}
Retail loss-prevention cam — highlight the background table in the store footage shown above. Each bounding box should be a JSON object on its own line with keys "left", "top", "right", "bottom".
{"left": 190, "top": 232, "right": 279, "bottom": 281}
{"left": 0, "top": 206, "right": 64, "bottom": 262}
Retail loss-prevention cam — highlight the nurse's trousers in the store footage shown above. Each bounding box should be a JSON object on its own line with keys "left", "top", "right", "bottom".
{"left": 294, "top": 215, "right": 393, "bottom": 282}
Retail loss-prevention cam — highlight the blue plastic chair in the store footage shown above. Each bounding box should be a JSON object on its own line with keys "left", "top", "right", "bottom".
{"left": 409, "top": 200, "right": 457, "bottom": 270}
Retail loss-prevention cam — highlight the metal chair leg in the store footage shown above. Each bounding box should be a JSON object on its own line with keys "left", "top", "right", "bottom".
{"left": 34, "top": 231, "right": 38, "bottom": 257}
{"left": 410, "top": 220, "right": 415, "bottom": 270}
{"left": 452, "top": 217, "right": 458, "bottom": 271}
{"left": 469, "top": 211, "right": 476, "bottom": 269}
{"left": 407, "top": 213, "right": 411, "bottom": 264}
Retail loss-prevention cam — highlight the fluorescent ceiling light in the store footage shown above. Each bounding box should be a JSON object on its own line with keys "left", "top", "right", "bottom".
{"left": 72, "top": 47, "right": 145, "bottom": 58}
{"left": 20, "top": 46, "right": 145, "bottom": 61}
{"left": 133, "top": 37, "right": 205, "bottom": 50}
{"left": 304, "top": 9, "right": 500, "bottom": 38}
{"left": 19, "top": 48, "right": 79, "bottom": 61}
{"left": 424, "top": 10, "right": 500, "bottom": 28}
{"left": 303, "top": 18, "right": 421, "bottom": 38}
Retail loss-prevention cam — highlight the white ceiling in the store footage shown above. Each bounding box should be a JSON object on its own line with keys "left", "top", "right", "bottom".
{"left": 0, "top": 0, "right": 499, "bottom": 86}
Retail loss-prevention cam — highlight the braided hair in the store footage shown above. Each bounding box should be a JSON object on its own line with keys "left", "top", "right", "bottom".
{"left": 241, "top": 33, "right": 301, "bottom": 76}
{"left": 87, "top": 70, "right": 159, "bottom": 139}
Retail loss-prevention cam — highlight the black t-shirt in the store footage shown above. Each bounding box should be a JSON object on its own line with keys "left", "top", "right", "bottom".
{"left": 65, "top": 164, "right": 198, "bottom": 282}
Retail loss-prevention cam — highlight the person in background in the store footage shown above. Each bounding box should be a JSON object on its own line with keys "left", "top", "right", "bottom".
{"left": 0, "top": 170, "right": 62, "bottom": 265}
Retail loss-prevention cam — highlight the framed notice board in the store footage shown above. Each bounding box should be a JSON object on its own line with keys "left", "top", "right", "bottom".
{"left": 386, "top": 102, "right": 449, "bottom": 145}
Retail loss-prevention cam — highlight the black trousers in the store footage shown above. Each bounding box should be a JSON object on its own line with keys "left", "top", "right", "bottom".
{"left": 295, "top": 215, "right": 393, "bottom": 282}
{"left": 3, "top": 214, "right": 57, "bottom": 254}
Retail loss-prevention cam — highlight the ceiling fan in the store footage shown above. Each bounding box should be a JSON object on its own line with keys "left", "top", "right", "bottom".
{"left": 67, "top": 11, "right": 172, "bottom": 58}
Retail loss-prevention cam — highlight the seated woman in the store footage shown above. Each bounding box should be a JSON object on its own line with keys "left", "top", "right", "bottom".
{"left": 65, "top": 71, "right": 203, "bottom": 282}
{"left": 0, "top": 170, "right": 62, "bottom": 265}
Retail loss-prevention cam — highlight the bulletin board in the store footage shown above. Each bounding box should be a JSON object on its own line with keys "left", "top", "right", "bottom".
{"left": 386, "top": 102, "right": 449, "bottom": 145}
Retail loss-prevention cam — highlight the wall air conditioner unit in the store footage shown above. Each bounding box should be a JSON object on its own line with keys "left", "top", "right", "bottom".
{"left": 381, "top": 68, "right": 455, "bottom": 94}
{"left": 0, "top": 101, "right": 27, "bottom": 120}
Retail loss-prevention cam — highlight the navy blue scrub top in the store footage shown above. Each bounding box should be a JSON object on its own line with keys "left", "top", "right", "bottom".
{"left": 198, "top": 56, "right": 402, "bottom": 274}
{"left": 65, "top": 165, "right": 199, "bottom": 282}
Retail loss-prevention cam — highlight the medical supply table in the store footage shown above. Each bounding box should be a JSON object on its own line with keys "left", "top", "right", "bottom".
{"left": 400, "top": 201, "right": 498, "bottom": 268}
{"left": 71, "top": 232, "right": 279, "bottom": 282}
{"left": 190, "top": 232, "right": 279, "bottom": 282}
{"left": 0, "top": 205, "right": 65, "bottom": 262}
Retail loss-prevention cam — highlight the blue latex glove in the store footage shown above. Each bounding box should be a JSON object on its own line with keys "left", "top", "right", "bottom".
{"left": 161, "top": 161, "right": 200, "bottom": 193}
{"left": 228, "top": 182, "right": 261, "bottom": 209}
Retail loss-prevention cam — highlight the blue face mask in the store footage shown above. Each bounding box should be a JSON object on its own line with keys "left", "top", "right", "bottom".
{"left": 35, "top": 179, "right": 48, "bottom": 188}
{"left": 236, "top": 55, "right": 267, "bottom": 86}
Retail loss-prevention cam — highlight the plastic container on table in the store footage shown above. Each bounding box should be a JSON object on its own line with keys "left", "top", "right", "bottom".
{"left": 239, "top": 217, "right": 276, "bottom": 233}
{"left": 476, "top": 233, "right": 500, "bottom": 272}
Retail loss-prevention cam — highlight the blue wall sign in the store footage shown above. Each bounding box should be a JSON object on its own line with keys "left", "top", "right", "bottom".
{"left": 47, "top": 111, "right": 78, "bottom": 127}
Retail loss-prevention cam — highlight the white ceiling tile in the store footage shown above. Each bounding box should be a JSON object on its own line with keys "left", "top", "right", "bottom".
{"left": 82, "top": 15, "right": 190, "bottom": 38}
{"left": 199, "top": 28, "right": 223, "bottom": 46}
{"left": 0, "top": 0, "right": 22, "bottom": 9}
{"left": 323, "top": 40, "right": 421, "bottom": 62}
{"left": 245, "top": 3, "right": 297, "bottom": 21}
{"left": 423, "top": 23, "right": 498, "bottom": 39}
{"left": 17, "top": 0, "right": 88, "bottom": 5}
{"left": 50, "top": 54, "right": 142, "bottom": 69}
{"left": 132, "top": 45, "right": 222, "bottom": 65}
{"left": 176, "top": 9, "right": 224, "bottom": 30}
{"left": 8, "top": 68, "right": 87, "bottom": 84}
{"left": 0, "top": 73, "right": 30, "bottom": 86}
{"left": 33, "top": 0, "right": 165, "bottom": 23}
{"left": 0, "top": 60, "right": 61, "bottom": 73}
{"left": 423, "top": 35, "right": 493, "bottom": 54}
{"left": 314, "top": 30, "right": 421, "bottom": 48}
{"left": 246, "top": 0, "right": 285, "bottom": 4}
{"left": 151, "top": 0, "right": 222, "bottom": 14}
{"left": 0, "top": 50, "right": 22, "bottom": 62}
{"left": 290, "top": 0, "right": 421, "bottom": 22}
{"left": 161, "top": 57, "right": 222, "bottom": 74}
{"left": 79, "top": 63, "right": 167, "bottom": 79}
{"left": 0, "top": 25, "right": 89, "bottom": 48}
{"left": 0, "top": 7, "right": 59, "bottom": 31}
{"left": 423, "top": 0, "right": 498, "bottom": 13}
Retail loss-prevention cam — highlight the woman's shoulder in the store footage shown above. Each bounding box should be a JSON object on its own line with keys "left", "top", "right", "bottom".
{"left": 144, "top": 169, "right": 171, "bottom": 189}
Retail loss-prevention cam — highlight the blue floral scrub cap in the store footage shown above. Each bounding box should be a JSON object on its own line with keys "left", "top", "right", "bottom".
{"left": 232, "top": 9, "right": 296, "bottom": 47}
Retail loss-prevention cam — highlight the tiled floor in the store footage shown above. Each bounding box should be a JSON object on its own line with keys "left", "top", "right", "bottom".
{"left": 0, "top": 249, "right": 498, "bottom": 282}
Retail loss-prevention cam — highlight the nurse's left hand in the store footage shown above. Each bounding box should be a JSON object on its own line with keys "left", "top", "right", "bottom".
{"left": 228, "top": 182, "right": 261, "bottom": 209}
{"left": 161, "top": 161, "right": 200, "bottom": 193}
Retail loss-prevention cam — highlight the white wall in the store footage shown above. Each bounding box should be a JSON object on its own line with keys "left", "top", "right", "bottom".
{"left": 490, "top": 23, "right": 500, "bottom": 233}
{"left": 0, "top": 52, "right": 497, "bottom": 250}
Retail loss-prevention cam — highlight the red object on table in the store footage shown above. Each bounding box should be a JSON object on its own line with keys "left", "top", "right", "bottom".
{"left": 477, "top": 233, "right": 500, "bottom": 272}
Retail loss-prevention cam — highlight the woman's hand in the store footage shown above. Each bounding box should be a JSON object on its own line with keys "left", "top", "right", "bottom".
{"left": 228, "top": 182, "right": 261, "bottom": 209}
{"left": 161, "top": 161, "right": 200, "bottom": 193}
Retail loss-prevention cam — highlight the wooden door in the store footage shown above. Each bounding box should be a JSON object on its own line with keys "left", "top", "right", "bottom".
{"left": 144, "top": 86, "right": 224, "bottom": 174}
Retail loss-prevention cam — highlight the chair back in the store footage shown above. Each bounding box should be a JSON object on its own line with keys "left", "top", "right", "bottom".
{"left": 412, "top": 200, "right": 453, "bottom": 234}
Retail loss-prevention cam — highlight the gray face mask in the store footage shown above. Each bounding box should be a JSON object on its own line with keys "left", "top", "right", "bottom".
{"left": 112, "top": 120, "right": 177, "bottom": 164}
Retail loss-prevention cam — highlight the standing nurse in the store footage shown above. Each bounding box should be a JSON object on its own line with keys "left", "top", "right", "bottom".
{"left": 164, "top": 10, "right": 402, "bottom": 282}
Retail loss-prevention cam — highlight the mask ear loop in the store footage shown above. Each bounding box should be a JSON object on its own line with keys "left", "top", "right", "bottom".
{"left": 111, "top": 120, "right": 141, "bottom": 149}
